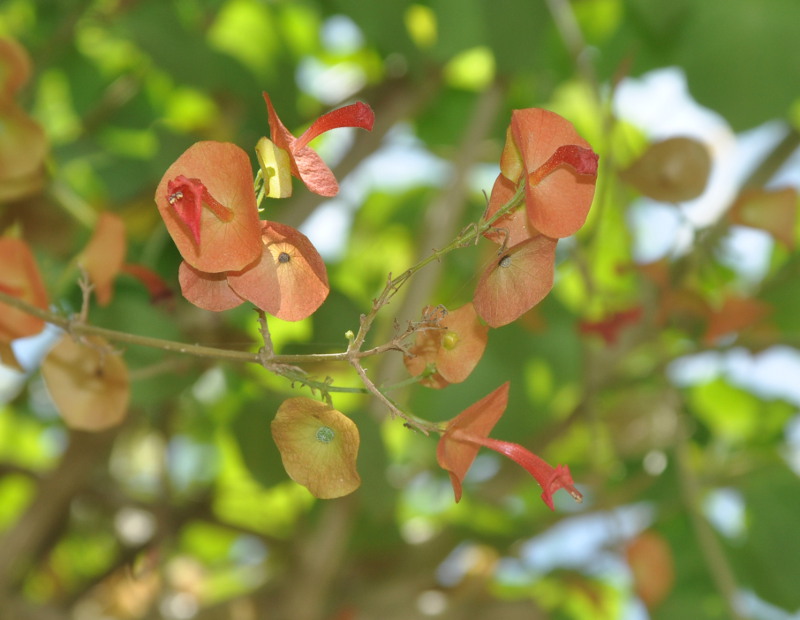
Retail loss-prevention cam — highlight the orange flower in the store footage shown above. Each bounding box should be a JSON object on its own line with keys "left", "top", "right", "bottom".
{"left": 263, "top": 92, "right": 374, "bottom": 197}
{"left": 404, "top": 303, "right": 489, "bottom": 388}
{"left": 437, "top": 382, "right": 582, "bottom": 510}
{"left": 155, "top": 141, "right": 263, "bottom": 274}
{"left": 484, "top": 109, "right": 598, "bottom": 243}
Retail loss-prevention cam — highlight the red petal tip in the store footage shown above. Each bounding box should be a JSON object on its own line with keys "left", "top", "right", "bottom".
{"left": 297, "top": 101, "right": 376, "bottom": 149}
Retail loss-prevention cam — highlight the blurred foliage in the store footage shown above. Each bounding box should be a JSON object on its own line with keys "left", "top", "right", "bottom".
{"left": 1, "top": 1, "right": 799, "bottom": 619}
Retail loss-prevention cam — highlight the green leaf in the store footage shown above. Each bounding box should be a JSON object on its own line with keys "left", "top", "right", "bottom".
{"left": 608, "top": 0, "right": 800, "bottom": 129}
{"left": 431, "top": 0, "right": 486, "bottom": 63}
{"left": 272, "top": 397, "right": 361, "bottom": 498}
{"left": 229, "top": 391, "right": 287, "bottom": 489}
{"left": 482, "top": 0, "right": 553, "bottom": 75}
{"left": 653, "top": 513, "right": 729, "bottom": 620}
{"left": 730, "top": 464, "right": 800, "bottom": 609}
{"left": 687, "top": 378, "right": 794, "bottom": 445}
{"left": 327, "top": 0, "right": 417, "bottom": 63}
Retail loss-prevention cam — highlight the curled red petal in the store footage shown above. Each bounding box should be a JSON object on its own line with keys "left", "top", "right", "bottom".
{"left": 437, "top": 383, "right": 510, "bottom": 502}
{"left": 529, "top": 144, "right": 599, "bottom": 186}
{"left": 579, "top": 306, "right": 644, "bottom": 344}
{"left": 451, "top": 431, "right": 582, "bottom": 510}
{"left": 166, "top": 176, "right": 205, "bottom": 246}
{"left": 155, "top": 142, "right": 262, "bottom": 273}
{"left": 295, "top": 101, "right": 375, "bottom": 150}
{"left": 263, "top": 92, "right": 375, "bottom": 197}
{"left": 120, "top": 263, "right": 173, "bottom": 305}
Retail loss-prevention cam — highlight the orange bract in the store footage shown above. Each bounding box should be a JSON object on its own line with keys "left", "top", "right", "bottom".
{"left": 437, "top": 382, "right": 510, "bottom": 502}
{"left": 0, "top": 39, "right": 47, "bottom": 202}
{"left": 626, "top": 531, "right": 675, "bottom": 608}
{"left": 703, "top": 295, "right": 771, "bottom": 345}
{"left": 178, "top": 262, "right": 244, "bottom": 312}
{"left": 42, "top": 335, "right": 130, "bottom": 431}
{"left": 473, "top": 235, "right": 558, "bottom": 328}
{"left": 404, "top": 303, "right": 489, "bottom": 388}
{"left": 79, "top": 213, "right": 127, "bottom": 306}
{"left": 0, "top": 38, "right": 31, "bottom": 96}
{"left": 0, "top": 237, "right": 49, "bottom": 342}
{"left": 227, "top": 221, "right": 329, "bottom": 322}
{"left": 155, "top": 141, "right": 262, "bottom": 273}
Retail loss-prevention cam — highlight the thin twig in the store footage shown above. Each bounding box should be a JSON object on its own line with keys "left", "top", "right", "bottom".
{"left": 347, "top": 357, "right": 439, "bottom": 435}
{"left": 255, "top": 309, "right": 275, "bottom": 364}
{"left": 544, "top": 0, "right": 600, "bottom": 97}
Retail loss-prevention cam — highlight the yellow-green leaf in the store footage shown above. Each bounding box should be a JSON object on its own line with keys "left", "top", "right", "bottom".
{"left": 271, "top": 397, "right": 360, "bottom": 499}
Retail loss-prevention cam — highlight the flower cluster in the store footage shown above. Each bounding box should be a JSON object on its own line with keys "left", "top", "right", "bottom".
{"left": 0, "top": 40, "right": 620, "bottom": 513}
{"left": 476, "top": 108, "right": 599, "bottom": 327}
{"left": 152, "top": 98, "right": 596, "bottom": 508}
{"left": 405, "top": 110, "right": 598, "bottom": 383}
{"left": 155, "top": 94, "right": 374, "bottom": 321}
{"left": 401, "top": 108, "right": 598, "bottom": 508}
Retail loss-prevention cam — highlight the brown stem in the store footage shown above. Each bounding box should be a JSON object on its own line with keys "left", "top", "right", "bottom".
{"left": 347, "top": 356, "right": 438, "bottom": 435}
